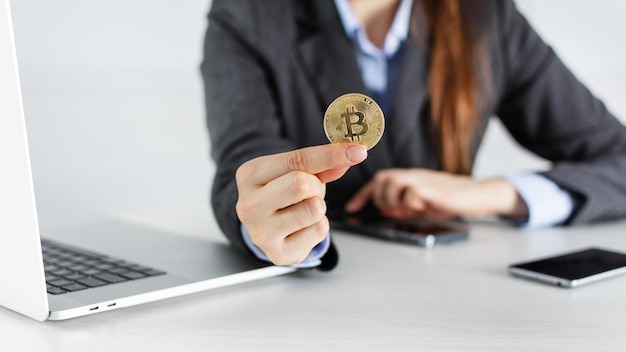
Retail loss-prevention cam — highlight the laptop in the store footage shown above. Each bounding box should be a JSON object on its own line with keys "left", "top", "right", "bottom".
{"left": 0, "top": 0, "right": 294, "bottom": 321}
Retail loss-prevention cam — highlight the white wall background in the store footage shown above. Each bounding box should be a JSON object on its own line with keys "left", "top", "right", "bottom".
{"left": 9, "top": 0, "right": 626, "bottom": 234}
{"left": 12, "top": 0, "right": 214, "bottom": 233}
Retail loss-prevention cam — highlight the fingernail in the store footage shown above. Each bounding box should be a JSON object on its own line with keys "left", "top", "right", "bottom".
{"left": 345, "top": 145, "right": 367, "bottom": 162}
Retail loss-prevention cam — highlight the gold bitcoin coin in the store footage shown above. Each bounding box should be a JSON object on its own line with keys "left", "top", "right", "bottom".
{"left": 323, "top": 93, "right": 385, "bottom": 150}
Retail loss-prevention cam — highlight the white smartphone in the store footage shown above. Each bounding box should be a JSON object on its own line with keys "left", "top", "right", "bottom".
{"left": 508, "top": 248, "right": 626, "bottom": 288}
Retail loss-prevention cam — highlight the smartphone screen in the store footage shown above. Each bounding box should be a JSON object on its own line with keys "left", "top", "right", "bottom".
{"left": 509, "top": 248, "right": 626, "bottom": 287}
{"left": 328, "top": 209, "right": 469, "bottom": 247}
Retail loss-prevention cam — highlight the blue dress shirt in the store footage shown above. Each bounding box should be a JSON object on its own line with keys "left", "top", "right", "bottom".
{"left": 240, "top": 0, "right": 577, "bottom": 267}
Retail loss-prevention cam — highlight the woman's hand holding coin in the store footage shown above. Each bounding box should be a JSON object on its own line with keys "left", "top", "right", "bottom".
{"left": 235, "top": 143, "right": 367, "bottom": 265}
{"left": 236, "top": 93, "right": 381, "bottom": 266}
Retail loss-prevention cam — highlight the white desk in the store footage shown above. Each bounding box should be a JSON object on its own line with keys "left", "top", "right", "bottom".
{"left": 2, "top": 218, "right": 626, "bottom": 352}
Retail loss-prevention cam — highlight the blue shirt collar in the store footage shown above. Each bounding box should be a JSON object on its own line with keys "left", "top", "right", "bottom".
{"left": 334, "top": 0, "right": 413, "bottom": 57}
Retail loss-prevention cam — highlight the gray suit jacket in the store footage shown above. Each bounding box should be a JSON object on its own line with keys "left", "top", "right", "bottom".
{"left": 202, "top": 0, "right": 626, "bottom": 270}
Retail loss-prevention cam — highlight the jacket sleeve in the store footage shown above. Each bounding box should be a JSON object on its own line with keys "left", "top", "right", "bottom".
{"left": 202, "top": 0, "right": 294, "bottom": 254}
{"left": 201, "top": 0, "right": 339, "bottom": 269}
{"left": 494, "top": 0, "right": 626, "bottom": 224}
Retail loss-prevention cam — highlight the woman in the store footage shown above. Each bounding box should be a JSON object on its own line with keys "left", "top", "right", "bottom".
{"left": 202, "top": 0, "right": 626, "bottom": 270}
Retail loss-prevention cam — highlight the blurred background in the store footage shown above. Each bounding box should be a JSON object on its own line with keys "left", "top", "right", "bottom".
{"left": 10, "top": 0, "right": 626, "bottom": 237}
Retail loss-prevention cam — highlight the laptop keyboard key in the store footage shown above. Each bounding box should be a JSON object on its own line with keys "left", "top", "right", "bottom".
{"left": 76, "top": 277, "right": 108, "bottom": 288}
{"left": 94, "top": 263, "right": 115, "bottom": 270}
{"left": 56, "top": 260, "right": 75, "bottom": 267}
{"left": 47, "top": 286, "right": 67, "bottom": 295}
{"left": 45, "top": 273, "right": 61, "bottom": 282}
{"left": 50, "top": 268, "right": 74, "bottom": 277}
{"left": 48, "top": 278, "right": 74, "bottom": 287}
{"left": 61, "top": 283, "right": 88, "bottom": 292}
{"left": 79, "top": 268, "right": 104, "bottom": 276}
{"left": 68, "top": 264, "right": 90, "bottom": 272}
{"left": 82, "top": 259, "right": 101, "bottom": 266}
{"left": 63, "top": 272, "right": 87, "bottom": 281}
{"left": 102, "top": 258, "right": 126, "bottom": 265}
{"left": 106, "top": 266, "right": 130, "bottom": 274}
{"left": 44, "top": 263, "right": 61, "bottom": 271}
{"left": 94, "top": 273, "right": 127, "bottom": 284}
{"left": 142, "top": 269, "right": 166, "bottom": 276}
{"left": 118, "top": 271, "right": 147, "bottom": 280}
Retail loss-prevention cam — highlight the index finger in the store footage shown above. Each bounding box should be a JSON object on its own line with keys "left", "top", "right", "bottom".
{"left": 247, "top": 143, "right": 367, "bottom": 186}
{"left": 344, "top": 178, "right": 375, "bottom": 213}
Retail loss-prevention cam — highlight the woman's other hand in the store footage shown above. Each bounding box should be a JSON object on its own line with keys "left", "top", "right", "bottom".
{"left": 345, "top": 169, "right": 528, "bottom": 220}
{"left": 236, "top": 143, "right": 367, "bottom": 265}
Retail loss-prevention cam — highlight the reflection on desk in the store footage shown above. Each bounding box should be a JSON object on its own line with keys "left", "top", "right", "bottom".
{"left": 2, "top": 218, "right": 626, "bottom": 352}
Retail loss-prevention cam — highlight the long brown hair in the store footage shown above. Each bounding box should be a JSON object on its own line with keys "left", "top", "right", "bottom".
{"left": 419, "top": 0, "right": 488, "bottom": 175}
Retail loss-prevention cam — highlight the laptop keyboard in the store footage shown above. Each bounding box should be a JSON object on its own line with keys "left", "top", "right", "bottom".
{"left": 42, "top": 239, "right": 166, "bottom": 295}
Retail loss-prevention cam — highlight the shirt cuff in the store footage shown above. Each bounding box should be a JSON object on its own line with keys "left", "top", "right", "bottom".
{"left": 503, "top": 173, "right": 577, "bottom": 228}
{"left": 240, "top": 223, "right": 330, "bottom": 269}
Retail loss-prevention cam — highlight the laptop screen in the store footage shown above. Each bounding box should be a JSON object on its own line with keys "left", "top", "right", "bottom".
{"left": 0, "top": 0, "right": 49, "bottom": 321}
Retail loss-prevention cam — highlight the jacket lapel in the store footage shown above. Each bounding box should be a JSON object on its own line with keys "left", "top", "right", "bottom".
{"left": 294, "top": 2, "right": 363, "bottom": 110}
{"left": 294, "top": 0, "right": 395, "bottom": 177}
{"left": 387, "top": 37, "right": 437, "bottom": 169}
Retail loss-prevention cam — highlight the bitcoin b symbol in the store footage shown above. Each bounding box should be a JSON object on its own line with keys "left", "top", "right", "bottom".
{"left": 341, "top": 105, "right": 369, "bottom": 142}
{"left": 323, "top": 93, "right": 384, "bottom": 150}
